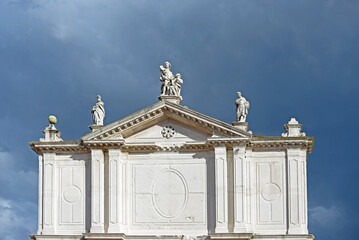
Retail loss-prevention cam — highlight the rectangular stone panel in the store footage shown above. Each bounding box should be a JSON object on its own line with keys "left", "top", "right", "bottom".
{"left": 256, "top": 161, "right": 285, "bottom": 225}
{"left": 132, "top": 162, "right": 206, "bottom": 226}
{"left": 59, "top": 165, "right": 85, "bottom": 225}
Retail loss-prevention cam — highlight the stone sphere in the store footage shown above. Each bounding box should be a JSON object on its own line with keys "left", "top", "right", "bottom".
{"left": 48, "top": 115, "right": 57, "bottom": 124}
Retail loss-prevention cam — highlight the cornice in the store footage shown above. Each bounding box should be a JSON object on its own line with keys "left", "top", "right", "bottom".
{"left": 208, "top": 137, "right": 250, "bottom": 147}
{"left": 121, "top": 142, "right": 213, "bottom": 152}
{"left": 28, "top": 141, "right": 88, "bottom": 154}
{"left": 250, "top": 136, "right": 314, "bottom": 153}
{"left": 29, "top": 136, "right": 314, "bottom": 154}
{"left": 82, "top": 140, "right": 125, "bottom": 148}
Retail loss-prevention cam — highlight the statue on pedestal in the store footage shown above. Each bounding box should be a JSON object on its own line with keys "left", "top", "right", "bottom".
{"left": 235, "top": 91, "right": 250, "bottom": 122}
{"left": 160, "top": 61, "right": 183, "bottom": 96}
{"left": 91, "top": 95, "right": 105, "bottom": 125}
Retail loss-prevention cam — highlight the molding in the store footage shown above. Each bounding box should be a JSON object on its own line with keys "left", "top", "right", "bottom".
{"left": 30, "top": 234, "right": 315, "bottom": 240}
{"left": 29, "top": 137, "right": 314, "bottom": 154}
{"left": 28, "top": 141, "right": 88, "bottom": 154}
{"left": 81, "top": 101, "right": 251, "bottom": 141}
{"left": 121, "top": 142, "right": 213, "bottom": 152}
{"left": 250, "top": 137, "right": 314, "bottom": 153}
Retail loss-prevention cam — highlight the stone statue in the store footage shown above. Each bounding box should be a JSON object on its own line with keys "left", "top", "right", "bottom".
{"left": 91, "top": 95, "right": 105, "bottom": 125}
{"left": 160, "top": 61, "right": 183, "bottom": 96}
{"left": 235, "top": 91, "right": 250, "bottom": 122}
{"left": 171, "top": 73, "right": 183, "bottom": 96}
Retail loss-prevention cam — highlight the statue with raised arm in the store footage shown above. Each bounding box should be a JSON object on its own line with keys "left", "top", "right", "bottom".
{"left": 160, "top": 61, "right": 182, "bottom": 96}
{"left": 235, "top": 91, "right": 250, "bottom": 122}
{"left": 91, "top": 95, "right": 105, "bottom": 125}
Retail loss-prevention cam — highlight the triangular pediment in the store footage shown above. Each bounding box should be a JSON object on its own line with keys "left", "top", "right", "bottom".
{"left": 125, "top": 119, "right": 210, "bottom": 145}
{"left": 81, "top": 101, "right": 251, "bottom": 141}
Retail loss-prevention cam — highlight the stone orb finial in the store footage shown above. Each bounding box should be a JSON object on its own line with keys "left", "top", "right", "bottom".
{"left": 48, "top": 115, "right": 57, "bottom": 124}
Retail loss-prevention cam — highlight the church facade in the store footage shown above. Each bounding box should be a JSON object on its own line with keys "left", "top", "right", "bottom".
{"left": 29, "top": 62, "right": 314, "bottom": 240}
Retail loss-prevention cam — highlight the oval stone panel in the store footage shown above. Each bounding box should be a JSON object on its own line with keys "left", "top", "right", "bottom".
{"left": 63, "top": 185, "right": 81, "bottom": 204}
{"left": 261, "top": 182, "right": 281, "bottom": 202}
{"left": 152, "top": 169, "right": 188, "bottom": 218}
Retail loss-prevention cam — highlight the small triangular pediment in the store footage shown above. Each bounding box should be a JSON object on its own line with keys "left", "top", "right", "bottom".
{"left": 81, "top": 101, "right": 251, "bottom": 141}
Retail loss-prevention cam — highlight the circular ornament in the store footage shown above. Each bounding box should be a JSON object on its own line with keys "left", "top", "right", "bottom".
{"left": 161, "top": 126, "right": 175, "bottom": 138}
{"left": 62, "top": 185, "right": 81, "bottom": 204}
{"left": 261, "top": 183, "right": 281, "bottom": 202}
{"left": 48, "top": 115, "right": 57, "bottom": 124}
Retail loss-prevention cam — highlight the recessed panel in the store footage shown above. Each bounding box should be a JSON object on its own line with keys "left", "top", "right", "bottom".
{"left": 132, "top": 161, "right": 207, "bottom": 227}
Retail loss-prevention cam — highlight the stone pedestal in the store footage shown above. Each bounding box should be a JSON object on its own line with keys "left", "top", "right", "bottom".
{"left": 89, "top": 125, "right": 103, "bottom": 132}
{"left": 232, "top": 122, "right": 249, "bottom": 132}
{"left": 282, "top": 118, "right": 306, "bottom": 137}
{"left": 40, "top": 124, "right": 63, "bottom": 142}
{"left": 158, "top": 95, "right": 182, "bottom": 104}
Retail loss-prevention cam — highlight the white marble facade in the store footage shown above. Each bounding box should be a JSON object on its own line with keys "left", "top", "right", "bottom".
{"left": 29, "top": 65, "right": 314, "bottom": 240}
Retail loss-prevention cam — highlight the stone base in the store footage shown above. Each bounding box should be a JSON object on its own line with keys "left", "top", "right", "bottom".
{"left": 30, "top": 234, "right": 315, "bottom": 240}
{"left": 158, "top": 95, "right": 183, "bottom": 104}
{"left": 89, "top": 124, "right": 103, "bottom": 132}
{"left": 232, "top": 121, "right": 249, "bottom": 132}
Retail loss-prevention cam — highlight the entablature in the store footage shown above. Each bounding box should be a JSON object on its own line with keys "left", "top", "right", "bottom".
{"left": 250, "top": 136, "right": 314, "bottom": 153}
{"left": 28, "top": 141, "right": 88, "bottom": 154}
{"left": 29, "top": 135, "right": 313, "bottom": 155}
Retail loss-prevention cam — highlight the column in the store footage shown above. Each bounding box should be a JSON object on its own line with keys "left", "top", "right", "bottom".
{"left": 286, "top": 147, "right": 308, "bottom": 234}
{"left": 90, "top": 149, "right": 105, "bottom": 233}
{"left": 214, "top": 145, "right": 229, "bottom": 233}
{"left": 233, "top": 144, "right": 253, "bottom": 232}
{"left": 42, "top": 152, "right": 56, "bottom": 234}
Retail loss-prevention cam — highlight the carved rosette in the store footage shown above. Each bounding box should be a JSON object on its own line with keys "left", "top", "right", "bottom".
{"left": 161, "top": 126, "right": 175, "bottom": 138}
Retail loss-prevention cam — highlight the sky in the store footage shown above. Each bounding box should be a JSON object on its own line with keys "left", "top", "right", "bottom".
{"left": 0, "top": 0, "right": 358, "bottom": 239}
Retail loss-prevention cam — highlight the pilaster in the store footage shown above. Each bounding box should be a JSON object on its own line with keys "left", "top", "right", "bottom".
{"left": 90, "top": 149, "right": 105, "bottom": 233}
{"left": 42, "top": 152, "right": 56, "bottom": 234}
{"left": 108, "top": 149, "right": 127, "bottom": 232}
{"left": 233, "top": 144, "right": 253, "bottom": 233}
{"left": 286, "top": 147, "right": 308, "bottom": 234}
{"left": 214, "top": 145, "right": 229, "bottom": 233}
{"left": 37, "top": 155, "right": 43, "bottom": 234}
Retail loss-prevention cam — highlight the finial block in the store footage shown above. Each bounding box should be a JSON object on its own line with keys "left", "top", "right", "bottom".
{"left": 40, "top": 115, "right": 63, "bottom": 142}
{"left": 282, "top": 118, "right": 306, "bottom": 137}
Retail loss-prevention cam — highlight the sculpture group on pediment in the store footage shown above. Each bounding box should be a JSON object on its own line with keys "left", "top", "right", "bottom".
{"left": 160, "top": 61, "right": 183, "bottom": 96}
